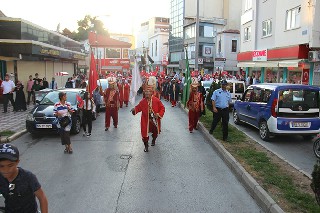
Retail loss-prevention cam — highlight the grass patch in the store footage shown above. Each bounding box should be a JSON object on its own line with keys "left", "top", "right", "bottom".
{"left": 0, "top": 130, "right": 15, "bottom": 137}
{"left": 200, "top": 109, "right": 320, "bottom": 212}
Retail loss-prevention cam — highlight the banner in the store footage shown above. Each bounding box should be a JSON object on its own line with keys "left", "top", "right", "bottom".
{"left": 129, "top": 58, "right": 143, "bottom": 105}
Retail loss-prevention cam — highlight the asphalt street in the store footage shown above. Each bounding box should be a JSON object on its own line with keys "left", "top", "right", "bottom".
{"left": 8, "top": 98, "right": 262, "bottom": 213}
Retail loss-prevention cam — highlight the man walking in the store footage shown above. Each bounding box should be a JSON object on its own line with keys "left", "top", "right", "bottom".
{"left": 209, "top": 80, "right": 231, "bottom": 141}
{"left": 1, "top": 74, "right": 16, "bottom": 113}
{"left": 49, "top": 77, "right": 58, "bottom": 89}
{"left": 26, "top": 75, "right": 34, "bottom": 105}
{"left": 131, "top": 78, "right": 165, "bottom": 152}
{"left": 100, "top": 77, "right": 120, "bottom": 131}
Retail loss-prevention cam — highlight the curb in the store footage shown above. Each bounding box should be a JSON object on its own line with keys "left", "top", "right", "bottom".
{"left": 178, "top": 104, "right": 284, "bottom": 213}
{"left": 0, "top": 129, "right": 27, "bottom": 143}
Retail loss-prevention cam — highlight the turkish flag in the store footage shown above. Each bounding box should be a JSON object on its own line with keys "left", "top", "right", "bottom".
{"left": 88, "top": 52, "right": 98, "bottom": 96}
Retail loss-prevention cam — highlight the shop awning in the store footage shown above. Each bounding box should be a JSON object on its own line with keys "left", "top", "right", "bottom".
{"left": 278, "top": 59, "right": 303, "bottom": 67}
{"left": 237, "top": 61, "right": 279, "bottom": 68}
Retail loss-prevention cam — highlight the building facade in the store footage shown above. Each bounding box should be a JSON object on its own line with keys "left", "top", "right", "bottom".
{"left": 0, "top": 17, "right": 85, "bottom": 91}
{"left": 168, "top": 0, "right": 241, "bottom": 76}
{"left": 238, "top": 0, "right": 320, "bottom": 85}
{"left": 88, "top": 32, "right": 132, "bottom": 76}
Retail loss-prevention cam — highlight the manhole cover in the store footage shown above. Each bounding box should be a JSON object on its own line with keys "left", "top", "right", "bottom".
{"left": 120, "top": 155, "right": 132, "bottom": 159}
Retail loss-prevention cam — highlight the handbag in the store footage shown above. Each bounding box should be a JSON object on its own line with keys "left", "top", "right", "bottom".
{"left": 59, "top": 116, "right": 71, "bottom": 128}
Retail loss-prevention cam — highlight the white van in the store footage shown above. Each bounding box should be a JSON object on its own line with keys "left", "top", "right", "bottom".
{"left": 226, "top": 79, "right": 246, "bottom": 107}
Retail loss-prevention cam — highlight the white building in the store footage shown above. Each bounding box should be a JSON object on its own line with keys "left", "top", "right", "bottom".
{"left": 238, "top": 0, "right": 320, "bottom": 85}
{"left": 136, "top": 17, "right": 169, "bottom": 73}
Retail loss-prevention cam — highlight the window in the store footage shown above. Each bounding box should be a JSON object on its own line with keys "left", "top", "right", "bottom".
{"left": 286, "top": 6, "right": 301, "bottom": 30}
{"left": 244, "top": 26, "right": 251, "bottom": 41}
{"left": 155, "top": 40, "right": 158, "bottom": 56}
{"left": 252, "top": 88, "right": 262, "bottom": 102}
{"left": 231, "top": 40, "right": 237, "bottom": 52}
{"left": 105, "top": 48, "right": 121, "bottom": 59}
{"left": 243, "top": 89, "right": 253, "bottom": 102}
{"left": 262, "top": 89, "right": 272, "bottom": 103}
{"left": 262, "top": 19, "right": 272, "bottom": 37}
{"left": 245, "top": 0, "right": 252, "bottom": 11}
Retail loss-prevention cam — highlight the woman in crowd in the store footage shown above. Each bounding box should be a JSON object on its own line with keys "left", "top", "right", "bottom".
{"left": 54, "top": 92, "right": 74, "bottom": 154}
{"left": 42, "top": 77, "right": 49, "bottom": 88}
{"left": 82, "top": 91, "right": 95, "bottom": 137}
{"left": 14, "top": 80, "right": 27, "bottom": 111}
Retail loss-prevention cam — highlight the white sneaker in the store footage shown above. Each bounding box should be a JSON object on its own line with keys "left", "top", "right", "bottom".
{"left": 86, "top": 133, "right": 91, "bottom": 137}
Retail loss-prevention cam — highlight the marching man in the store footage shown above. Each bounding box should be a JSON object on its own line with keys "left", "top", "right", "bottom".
{"left": 100, "top": 77, "right": 120, "bottom": 131}
{"left": 123, "top": 79, "right": 130, "bottom": 107}
{"left": 131, "top": 77, "right": 165, "bottom": 152}
{"left": 187, "top": 77, "right": 204, "bottom": 133}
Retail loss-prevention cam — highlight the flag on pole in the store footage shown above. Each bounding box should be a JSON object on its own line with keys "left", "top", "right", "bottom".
{"left": 129, "top": 58, "right": 143, "bottom": 106}
{"left": 88, "top": 52, "right": 99, "bottom": 96}
{"left": 182, "top": 52, "right": 191, "bottom": 108}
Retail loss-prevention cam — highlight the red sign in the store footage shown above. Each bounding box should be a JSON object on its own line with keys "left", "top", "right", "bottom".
{"left": 102, "top": 59, "right": 130, "bottom": 69}
{"left": 252, "top": 50, "right": 267, "bottom": 61}
{"left": 302, "top": 69, "right": 310, "bottom": 85}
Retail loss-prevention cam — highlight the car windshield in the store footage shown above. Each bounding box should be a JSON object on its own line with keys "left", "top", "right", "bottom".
{"left": 40, "top": 91, "right": 77, "bottom": 105}
{"left": 278, "top": 89, "right": 319, "bottom": 109}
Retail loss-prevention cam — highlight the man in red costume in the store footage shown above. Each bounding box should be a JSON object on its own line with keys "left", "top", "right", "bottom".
{"left": 117, "top": 78, "right": 124, "bottom": 108}
{"left": 100, "top": 77, "right": 120, "bottom": 131}
{"left": 123, "top": 79, "right": 130, "bottom": 107}
{"left": 187, "top": 77, "right": 204, "bottom": 133}
{"left": 131, "top": 78, "right": 165, "bottom": 152}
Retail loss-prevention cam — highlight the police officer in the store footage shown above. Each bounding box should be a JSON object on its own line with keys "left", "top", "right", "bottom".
{"left": 209, "top": 80, "right": 231, "bottom": 141}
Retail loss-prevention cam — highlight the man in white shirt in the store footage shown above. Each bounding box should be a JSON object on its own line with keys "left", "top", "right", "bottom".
{"left": 1, "top": 74, "right": 16, "bottom": 113}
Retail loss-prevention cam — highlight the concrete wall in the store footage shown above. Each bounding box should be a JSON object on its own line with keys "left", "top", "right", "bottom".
{"left": 225, "top": 0, "right": 241, "bottom": 30}
{"left": 222, "top": 33, "right": 240, "bottom": 71}
{"left": 274, "top": 0, "right": 309, "bottom": 47}
{"left": 185, "top": 0, "right": 223, "bottom": 19}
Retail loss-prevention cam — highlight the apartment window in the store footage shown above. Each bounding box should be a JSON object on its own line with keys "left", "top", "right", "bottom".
{"left": 155, "top": 40, "right": 158, "bottom": 56}
{"left": 262, "top": 19, "right": 272, "bottom": 37}
{"left": 244, "top": 26, "right": 251, "bottom": 41}
{"left": 245, "top": 0, "right": 252, "bottom": 11}
{"left": 231, "top": 40, "right": 237, "bottom": 52}
{"left": 286, "top": 6, "right": 301, "bottom": 30}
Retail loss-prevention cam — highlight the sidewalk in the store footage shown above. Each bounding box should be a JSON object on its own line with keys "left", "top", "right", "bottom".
{"left": 0, "top": 103, "right": 33, "bottom": 133}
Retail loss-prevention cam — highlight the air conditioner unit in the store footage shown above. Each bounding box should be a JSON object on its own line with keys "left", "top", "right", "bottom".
{"left": 308, "top": 51, "right": 320, "bottom": 62}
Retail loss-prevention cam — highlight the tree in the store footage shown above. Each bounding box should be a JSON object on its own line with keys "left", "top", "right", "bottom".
{"left": 61, "top": 28, "right": 73, "bottom": 38}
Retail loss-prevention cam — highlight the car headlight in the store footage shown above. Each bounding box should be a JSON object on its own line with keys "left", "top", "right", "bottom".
{"left": 26, "top": 113, "right": 35, "bottom": 121}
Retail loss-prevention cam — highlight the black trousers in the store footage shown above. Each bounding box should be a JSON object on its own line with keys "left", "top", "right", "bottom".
{"left": 83, "top": 110, "right": 93, "bottom": 133}
{"left": 59, "top": 130, "right": 71, "bottom": 145}
{"left": 27, "top": 91, "right": 35, "bottom": 104}
{"left": 96, "top": 104, "right": 100, "bottom": 113}
{"left": 3, "top": 93, "right": 15, "bottom": 112}
{"left": 210, "top": 107, "right": 229, "bottom": 140}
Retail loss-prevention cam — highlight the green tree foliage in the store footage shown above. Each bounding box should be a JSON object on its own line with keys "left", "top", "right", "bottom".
{"left": 58, "top": 15, "right": 109, "bottom": 42}
{"left": 311, "top": 160, "right": 320, "bottom": 205}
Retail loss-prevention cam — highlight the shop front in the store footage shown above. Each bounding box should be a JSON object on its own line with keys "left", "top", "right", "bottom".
{"left": 237, "top": 45, "right": 311, "bottom": 85}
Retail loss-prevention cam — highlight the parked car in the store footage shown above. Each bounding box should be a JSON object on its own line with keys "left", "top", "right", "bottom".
{"left": 26, "top": 88, "right": 86, "bottom": 135}
{"left": 233, "top": 83, "right": 320, "bottom": 141}
{"left": 35, "top": 88, "right": 53, "bottom": 103}
{"left": 226, "top": 79, "right": 246, "bottom": 107}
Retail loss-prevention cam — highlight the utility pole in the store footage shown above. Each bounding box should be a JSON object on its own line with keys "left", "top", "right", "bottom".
{"left": 195, "top": 0, "right": 200, "bottom": 73}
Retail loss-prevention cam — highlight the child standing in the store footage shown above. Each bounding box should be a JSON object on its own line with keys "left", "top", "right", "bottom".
{"left": 0, "top": 143, "right": 48, "bottom": 213}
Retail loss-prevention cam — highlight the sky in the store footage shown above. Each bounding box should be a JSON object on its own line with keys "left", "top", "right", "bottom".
{"left": 1, "top": 0, "right": 170, "bottom": 35}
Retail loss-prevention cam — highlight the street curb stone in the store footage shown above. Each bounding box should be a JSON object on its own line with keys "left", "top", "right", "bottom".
{"left": 179, "top": 104, "right": 284, "bottom": 213}
{"left": 0, "top": 129, "right": 27, "bottom": 143}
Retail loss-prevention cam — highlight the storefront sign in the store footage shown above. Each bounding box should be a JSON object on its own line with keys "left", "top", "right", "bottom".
{"left": 40, "top": 48, "right": 60, "bottom": 56}
{"left": 202, "top": 46, "right": 213, "bottom": 57}
{"left": 252, "top": 50, "right": 267, "bottom": 61}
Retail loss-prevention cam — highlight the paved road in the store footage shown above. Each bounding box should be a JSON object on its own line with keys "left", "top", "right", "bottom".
{"left": 229, "top": 112, "right": 317, "bottom": 176}
{"left": 9, "top": 99, "right": 261, "bottom": 213}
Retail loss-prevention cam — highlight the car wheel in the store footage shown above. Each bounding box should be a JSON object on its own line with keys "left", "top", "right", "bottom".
{"left": 313, "top": 138, "right": 320, "bottom": 159}
{"left": 259, "top": 121, "right": 270, "bottom": 141}
{"left": 302, "top": 135, "right": 313, "bottom": 141}
{"left": 233, "top": 110, "right": 242, "bottom": 125}
{"left": 72, "top": 117, "right": 81, "bottom": 134}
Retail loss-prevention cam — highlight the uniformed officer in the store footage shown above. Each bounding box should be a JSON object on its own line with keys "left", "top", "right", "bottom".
{"left": 209, "top": 80, "right": 231, "bottom": 141}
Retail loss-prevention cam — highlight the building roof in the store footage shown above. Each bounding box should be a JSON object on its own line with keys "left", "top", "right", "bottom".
{"left": 88, "top": 32, "right": 132, "bottom": 48}
{"left": 0, "top": 10, "right": 6, "bottom": 17}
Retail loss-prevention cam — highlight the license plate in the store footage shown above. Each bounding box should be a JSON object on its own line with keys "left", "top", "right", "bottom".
{"left": 290, "top": 122, "right": 311, "bottom": 128}
{"left": 36, "top": 124, "right": 52, "bottom": 128}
